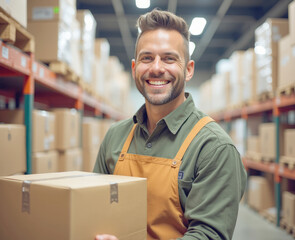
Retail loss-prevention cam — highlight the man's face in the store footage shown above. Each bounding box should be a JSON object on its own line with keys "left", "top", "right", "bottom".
{"left": 132, "top": 29, "right": 194, "bottom": 106}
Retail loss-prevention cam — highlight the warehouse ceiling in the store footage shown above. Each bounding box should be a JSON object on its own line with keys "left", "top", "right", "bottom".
{"left": 76, "top": 0, "right": 291, "bottom": 84}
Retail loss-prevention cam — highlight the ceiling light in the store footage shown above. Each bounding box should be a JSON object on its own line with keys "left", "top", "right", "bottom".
{"left": 189, "top": 41, "right": 196, "bottom": 56}
{"left": 135, "top": 0, "right": 150, "bottom": 9}
{"left": 189, "top": 17, "right": 207, "bottom": 35}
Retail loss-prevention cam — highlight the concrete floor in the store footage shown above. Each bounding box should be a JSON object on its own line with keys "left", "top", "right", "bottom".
{"left": 233, "top": 204, "right": 294, "bottom": 240}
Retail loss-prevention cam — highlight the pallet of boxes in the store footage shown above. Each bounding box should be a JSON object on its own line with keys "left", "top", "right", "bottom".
{"left": 278, "top": 0, "right": 295, "bottom": 96}
{"left": 255, "top": 17, "right": 289, "bottom": 102}
{"left": 27, "top": 0, "right": 83, "bottom": 83}
{"left": 0, "top": 0, "right": 34, "bottom": 53}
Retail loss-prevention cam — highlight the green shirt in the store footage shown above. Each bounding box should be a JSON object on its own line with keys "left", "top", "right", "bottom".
{"left": 93, "top": 93, "right": 247, "bottom": 240}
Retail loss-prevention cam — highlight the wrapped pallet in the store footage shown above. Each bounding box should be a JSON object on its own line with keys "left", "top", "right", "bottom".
{"left": 229, "top": 51, "right": 244, "bottom": 108}
{"left": 255, "top": 18, "right": 289, "bottom": 98}
{"left": 242, "top": 48, "right": 257, "bottom": 104}
{"left": 27, "top": 0, "right": 77, "bottom": 65}
{"left": 77, "top": 10, "right": 97, "bottom": 84}
{"left": 278, "top": 35, "right": 295, "bottom": 92}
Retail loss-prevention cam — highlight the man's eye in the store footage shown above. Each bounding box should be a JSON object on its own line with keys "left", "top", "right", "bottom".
{"left": 141, "top": 56, "right": 152, "bottom": 62}
{"left": 163, "top": 56, "right": 176, "bottom": 62}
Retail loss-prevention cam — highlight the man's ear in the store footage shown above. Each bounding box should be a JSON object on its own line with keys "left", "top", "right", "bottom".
{"left": 131, "top": 59, "right": 136, "bottom": 79}
{"left": 185, "top": 60, "right": 195, "bottom": 82}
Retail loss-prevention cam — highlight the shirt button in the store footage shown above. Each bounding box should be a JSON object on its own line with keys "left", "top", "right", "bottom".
{"left": 146, "top": 142, "right": 152, "bottom": 148}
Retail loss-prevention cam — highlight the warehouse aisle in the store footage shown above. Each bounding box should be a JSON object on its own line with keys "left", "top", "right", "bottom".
{"left": 233, "top": 204, "right": 293, "bottom": 240}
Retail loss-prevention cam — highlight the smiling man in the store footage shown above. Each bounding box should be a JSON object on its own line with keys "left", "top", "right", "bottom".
{"left": 94, "top": 9, "right": 247, "bottom": 240}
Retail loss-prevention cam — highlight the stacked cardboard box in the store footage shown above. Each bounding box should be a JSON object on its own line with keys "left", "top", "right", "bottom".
{"left": 210, "top": 72, "right": 230, "bottom": 113}
{"left": 284, "top": 129, "right": 295, "bottom": 158}
{"left": 53, "top": 108, "right": 82, "bottom": 172}
{"left": 248, "top": 175, "right": 275, "bottom": 211}
{"left": 246, "top": 136, "right": 260, "bottom": 160}
{"left": 0, "top": 124, "right": 26, "bottom": 176}
{"left": 77, "top": 10, "right": 97, "bottom": 84}
{"left": 82, "top": 118, "right": 101, "bottom": 172}
{"left": 0, "top": 171, "right": 147, "bottom": 240}
{"left": 283, "top": 191, "right": 295, "bottom": 227}
{"left": 0, "top": 0, "right": 27, "bottom": 28}
{"left": 290, "top": 1, "right": 295, "bottom": 46}
{"left": 242, "top": 48, "right": 257, "bottom": 104}
{"left": 198, "top": 79, "right": 212, "bottom": 114}
{"left": 278, "top": 2, "right": 295, "bottom": 92}
{"left": 255, "top": 18, "right": 289, "bottom": 97}
{"left": 0, "top": 109, "right": 57, "bottom": 174}
{"left": 93, "top": 38, "right": 110, "bottom": 98}
{"left": 229, "top": 51, "right": 245, "bottom": 108}
{"left": 278, "top": 35, "right": 295, "bottom": 91}
{"left": 27, "top": 0, "right": 77, "bottom": 67}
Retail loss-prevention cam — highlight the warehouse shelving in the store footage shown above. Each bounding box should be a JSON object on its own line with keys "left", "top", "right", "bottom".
{"left": 212, "top": 92, "right": 295, "bottom": 227}
{"left": 0, "top": 40, "right": 125, "bottom": 174}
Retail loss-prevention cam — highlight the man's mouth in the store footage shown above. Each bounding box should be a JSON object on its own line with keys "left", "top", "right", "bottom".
{"left": 147, "top": 80, "right": 170, "bottom": 86}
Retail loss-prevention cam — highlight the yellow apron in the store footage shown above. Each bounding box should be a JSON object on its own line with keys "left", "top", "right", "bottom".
{"left": 114, "top": 116, "right": 214, "bottom": 240}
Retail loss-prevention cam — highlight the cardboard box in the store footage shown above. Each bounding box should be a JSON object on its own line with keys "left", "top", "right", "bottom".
{"left": 259, "top": 123, "right": 278, "bottom": 160}
{"left": 33, "top": 110, "right": 56, "bottom": 152}
{"left": 284, "top": 129, "right": 295, "bottom": 157}
{"left": 0, "top": 124, "right": 26, "bottom": 176}
{"left": 32, "top": 150, "right": 59, "bottom": 174}
{"left": 0, "top": 171, "right": 147, "bottom": 240}
{"left": 82, "top": 119, "right": 100, "bottom": 150}
{"left": 0, "top": 0, "right": 27, "bottom": 27}
{"left": 229, "top": 51, "right": 244, "bottom": 107}
{"left": 247, "top": 136, "right": 260, "bottom": 155}
{"left": 283, "top": 191, "right": 295, "bottom": 226}
{"left": 53, "top": 108, "right": 80, "bottom": 151}
{"left": 27, "top": 0, "right": 76, "bottom": 26}
{"left": 58, "top": 148, "right": 83, "bottom": 171}
{"left": 83, "top": 148, "right": 98, "bottom": 172}
{"left": 77, "top": 10, "right": 96, "bottom": 84}
{"left": 289, "top": 1, "right": 295, "bottom": 45}
{"left": 255, "top": 18, "right": 289, "bottom": 59}
{"left": 242, "top": 48, "right": 256, "bottom": 103}
{"left": 28, "top": 20, "right": 72, "bottom": 64}
{"left": 0, "top": 109, "right": 56, "bottom": 152}
{"left": 248, "top": 176, "right": 274, "bottom": 211}
{"left": 278, "top": 35, "right": 295, "bottom": 90}
{"left": 255, "top": 18, "right": 289, "bottom": 95}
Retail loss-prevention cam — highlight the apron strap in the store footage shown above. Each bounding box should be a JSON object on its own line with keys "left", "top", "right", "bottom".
{"left": 174, "top": 116, "right": 214, "bottom": 162}
{"left": 118, "top": 123, "right": 138, "bottom": 160}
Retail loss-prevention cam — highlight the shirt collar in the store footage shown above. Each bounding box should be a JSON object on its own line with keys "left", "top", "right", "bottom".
{"left": 133, "top": 92, "right": 195, "bottom": 135}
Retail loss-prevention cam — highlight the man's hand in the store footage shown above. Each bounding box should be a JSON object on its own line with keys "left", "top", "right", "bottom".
{"left": 95, "top": 234, "right": 118, "bottom": 240}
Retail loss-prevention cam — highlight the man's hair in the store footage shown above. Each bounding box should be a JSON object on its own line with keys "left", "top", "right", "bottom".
{"left": 135, "top": 9, "right": 190, "bottom": 62}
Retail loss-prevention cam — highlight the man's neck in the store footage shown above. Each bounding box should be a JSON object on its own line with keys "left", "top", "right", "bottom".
{"left": 145, "top": 94, "right": 187, "bottom": 134}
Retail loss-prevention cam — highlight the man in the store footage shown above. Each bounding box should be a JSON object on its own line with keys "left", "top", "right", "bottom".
{"left": 94, "top": 9, "right": 247, "bottom": 240}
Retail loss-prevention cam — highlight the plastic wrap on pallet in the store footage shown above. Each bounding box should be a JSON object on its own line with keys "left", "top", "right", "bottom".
{"left": 278, "top": 35, "right": 295, "bottom": 91}
{"left": 70, "top": 18, "right": 82, "bottom": 77}
{"left": 77, "top": 10, "right": 97, "bottom": 84}
{"left": 211, "top": 72, "right": 230, "bottom": 113}
{"left": 198, "top": 79, "right": 212, "bottom": 114}
{"left": 289, "top": 1, "right": 295, "bottom": 46}
{"left": 95, "top": 38, "right": 110, "bottom": 63}
{"left": 242, "top": 48, "right": 256, "bottom": 103}
{"left": 229, "top": 51, "right": 244, "bottom": 107}
{"left": 254, "top": 18, "right": 289, "bottom": 96}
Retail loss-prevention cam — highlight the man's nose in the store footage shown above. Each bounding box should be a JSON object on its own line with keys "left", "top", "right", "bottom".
{"left": 149, "top": 56, "right": 164, "bottom": 75}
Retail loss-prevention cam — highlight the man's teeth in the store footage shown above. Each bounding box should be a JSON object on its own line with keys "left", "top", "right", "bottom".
{"left": 148, "top": 80, "right": 168, "bottom": 85}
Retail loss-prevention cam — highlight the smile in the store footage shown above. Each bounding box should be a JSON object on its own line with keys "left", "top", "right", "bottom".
{"left": 147, "top": 80, "right": 170, "bottom": 86}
